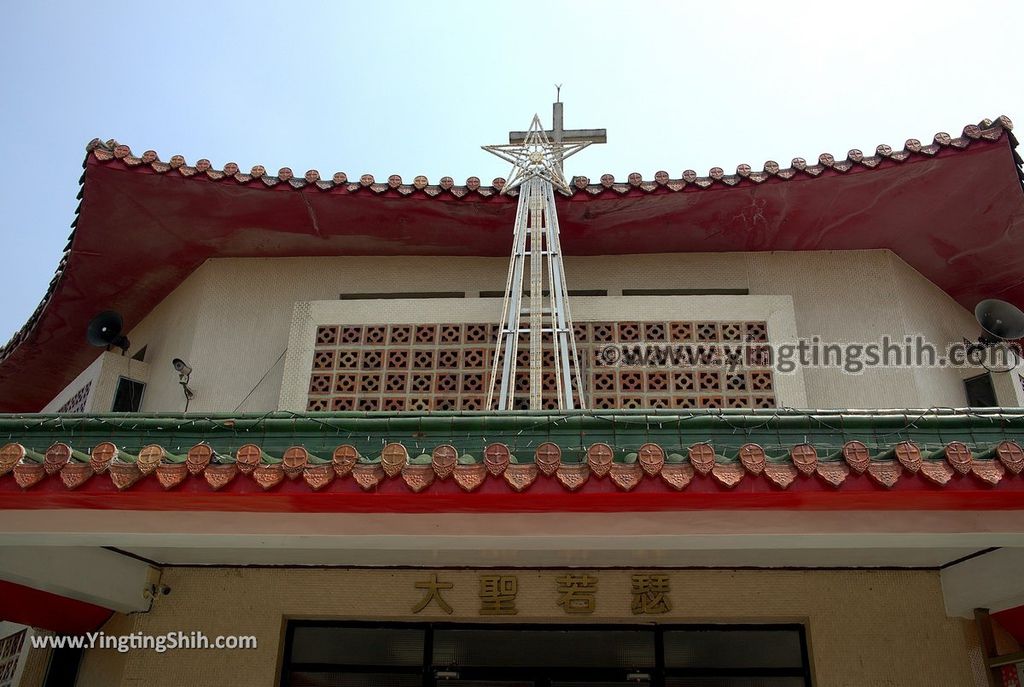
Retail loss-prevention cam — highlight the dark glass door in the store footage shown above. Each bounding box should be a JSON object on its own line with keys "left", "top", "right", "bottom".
{"left": 281, "top": 622, "right": 810, "bottom": 687}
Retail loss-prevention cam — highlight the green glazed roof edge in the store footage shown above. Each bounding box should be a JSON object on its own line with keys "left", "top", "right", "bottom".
{"left": 1, "top": 409, "right": 1022, "bottom": 460}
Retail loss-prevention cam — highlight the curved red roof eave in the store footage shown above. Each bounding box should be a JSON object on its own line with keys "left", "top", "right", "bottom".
{"left": 1, "top": 118, "right": 1022, "bottom": 412}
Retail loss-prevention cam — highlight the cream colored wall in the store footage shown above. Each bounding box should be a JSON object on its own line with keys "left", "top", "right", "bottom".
{"left": 45, "top": 250, "right": 994, "bottom": 413}
{"left": 68, "top": 567, "right": 986, "bottom": 687}
{"left": 41, "top": 353, "right": 150, "bottom": 414}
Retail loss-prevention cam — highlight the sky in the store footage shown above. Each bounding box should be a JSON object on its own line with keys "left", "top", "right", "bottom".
{"left": 1, "top": 1, "right": 1022, "bottom": 341}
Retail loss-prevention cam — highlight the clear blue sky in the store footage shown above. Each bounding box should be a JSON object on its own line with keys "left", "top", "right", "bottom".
{"left": 2, "top": 2, "right": 1022, "bottom": 341}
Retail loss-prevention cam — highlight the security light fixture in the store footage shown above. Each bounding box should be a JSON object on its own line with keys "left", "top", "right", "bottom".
{"left": 172, "top": 358, "right": 193, "bottom": 377}
{"left": 172, "top": 358, "right": 195, "bottom": 411}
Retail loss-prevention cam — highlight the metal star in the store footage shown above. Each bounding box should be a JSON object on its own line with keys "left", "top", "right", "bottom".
{"left": 482, "top": 114, "right": 592, "bottom": 194}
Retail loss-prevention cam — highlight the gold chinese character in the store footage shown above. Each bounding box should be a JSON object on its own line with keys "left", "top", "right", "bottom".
{"left": 556, "top": 574, "right": 598, "bottom": 615}
{"left": 412, "top": 573, "right": 454, "bottom": 615}
{"left": 479, "top": 575, "right": 518, "bottom": 615}
{"left": 631, "top": 574, "right": 671, "bottom": 615}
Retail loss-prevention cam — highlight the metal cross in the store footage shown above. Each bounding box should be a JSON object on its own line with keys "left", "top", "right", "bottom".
{"left": 483, "top": 114, "right": 589, "bottom": 194}
{"left": 509, "top": 100, "right": 608, "bottom": 147}
{"left": 485, "top": 100, "right": 608, "bottom": 194}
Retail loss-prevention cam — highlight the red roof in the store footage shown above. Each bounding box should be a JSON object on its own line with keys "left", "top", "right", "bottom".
{"left": 1, "top": 116, "right": 1022, "bottom": 411}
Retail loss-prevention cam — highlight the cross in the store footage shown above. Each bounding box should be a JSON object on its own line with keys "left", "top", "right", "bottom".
{"left": 509, "top": 100, "right": 607, "bottom": 147}
{"left": 483, "top": 114, "right": 590, "bottom": 193}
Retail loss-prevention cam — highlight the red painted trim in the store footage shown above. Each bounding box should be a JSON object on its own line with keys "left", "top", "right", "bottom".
{"left": 0, "top": 580, "right": 112, "bottom": 634}
{"left": 1, "top": 471, "right": 1022, "bottom": 513}
{"left": 993, "top": 605, "right": 1024, "bottom": 646}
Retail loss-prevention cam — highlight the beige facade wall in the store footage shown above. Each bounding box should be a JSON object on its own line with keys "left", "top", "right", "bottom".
{"left": 41, "top": 352, "right": 151, "bottom": 414}
{"left": 49, "top": 249, "right": 999, "bottom": 413}
{"left": 65, "top": 567, "right": 986, "bottom": 687}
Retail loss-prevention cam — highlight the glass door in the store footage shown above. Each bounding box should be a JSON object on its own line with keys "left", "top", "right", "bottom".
{"left": 281, "top": 622, "right": 810, "bottom": 687}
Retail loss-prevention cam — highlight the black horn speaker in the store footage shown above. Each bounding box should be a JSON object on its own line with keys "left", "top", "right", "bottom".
{"left": 86, "top": 311, "right": 130, "bottom": 353}
{"left": 975, "top": 299, "right": 1024, "bottom": 344}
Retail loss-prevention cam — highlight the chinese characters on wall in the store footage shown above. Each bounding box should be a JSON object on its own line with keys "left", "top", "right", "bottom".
{"left": 412, "top": 573, "right": 672, "bottom": 616}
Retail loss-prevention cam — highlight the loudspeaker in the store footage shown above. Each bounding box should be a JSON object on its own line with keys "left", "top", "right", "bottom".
{"left": 86, "top": 311, "right": 130, "bottom": 353}
{"left": 975, "top": 299, "right": 1024, "bottom": 343}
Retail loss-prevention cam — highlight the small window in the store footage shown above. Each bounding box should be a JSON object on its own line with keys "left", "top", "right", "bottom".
{"left": 964, "top": 372, "right": 997, "bottom": 407}
{"left": 622, "top": 288, "right": 750, "bottom": 296}
{"left": 339, "top": 292, "right": 465, "bottom": 300}
{"left": 111, "top": 378, "right": 145, "bottom": 412}
{"left": 42, "top": 645, "right": 83, "bottom": 687}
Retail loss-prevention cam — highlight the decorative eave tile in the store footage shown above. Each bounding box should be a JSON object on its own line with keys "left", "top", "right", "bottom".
{"left": 764, "top": 463, "right": 798, "bottom": 489}
{"left": 303, "top": 464, "right": 335, "bottom": 491}
{"left": 352, "top": 464, "right": 385, "bottom": 490}
{"left": 204, "top": 463, "right": 238, "bottom": 491}
{"left": 816, "top": 462, "right": 850, "bottom": 488}
{"left": 971, "top": 459, "right": 1006, "bottom": 486}
{"left": 894, "top": 442, "right": 922, "bottom": 472}
{"left": 711, "top": 463, "right": 744, "bottom": 489}
{"left": 639, "top": 443, "right": 666, "bottom": 476}
{"left": 381, "top": 443, "right": 408, "bottom": 478}
{"left": 738, "top": 443, "right": 766, "bottom": 475}
{"left": 556, "top": 464, "right": 590, "bottom": 491}
{"left": 995, "top": 441, "right": 1023, "bottom": 474}
{"left": 402, "top": 464, "right": 435, "bottom": 493}
{"left": 235, "top": 444, "right": 261, "bottom": 474}
{"left": 156, "top": 462, "right": 188, "bottom": 490}
{"left": 687, "top": 443, "right": 715, "bottom": 475}
{"left": 0, "top": 443, "right": 22, "bottom": 477}
{"left": 453, "top": 463, "right": 487, "bottom": 492}
{"left": 535, "top": 442, "right": 561, "bottom": 476}
{"left": 109, "top": 461, "right": 142, "bottom": 490}
{"left": 253, "top": 464, "right": 285, "bottom": 491}
{"left": 504, "top": 464, "right": 538, "bottom": 492}
{"left": 332, "top": 445, "right": 359, "bottom": 478}
{"left": 137, "top": 445, "right": 164, "bottom": 476}
{"left": 587, "top": 443, "right": 614, "bottom": 477}
{"left": 282, "top": 447, "right": 309, "bottom": 480}
{"left": 13, "top": 462, "right": 45, "bottom": 489}
{"left": 866, "top": 461, "right": 902, "bottom": 488}
{"left": 842, "top": 440, "right": 870, "bottom": 474}
{"left": 920, "top": 461, "right": 955, "bottom": 486}
{"left": 89, "top": 442, "right": 117, "bottom": 474}
{"left": 610, "top": 462, "right": 643, "bottom": 491}
{"left": 484, "top": 443, "right": 511, "bottom": 476}
{"left": 59, "top": 462, "right": 93, "bottom": 490}
{"left": 187, "top": 444, "right": 213, "bottom": 475}
{"left": 661, "top": 464, "right": 694, "bottom": 490}
{"left": 944, "top": 442, "right": 973, "bottom": 475}
{"left": 790, "top": 444, "right": 818, "bottom": 476}
{"left": 431, "top": 444, "right": 458, "bottom": 479}
{"left": 44, "top": 443, "right": 71, "bottom": 475}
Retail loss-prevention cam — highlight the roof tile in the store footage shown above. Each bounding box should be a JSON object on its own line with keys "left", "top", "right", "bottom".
{"left": 1, "top": 436, "right": 1020, "bottom": 495}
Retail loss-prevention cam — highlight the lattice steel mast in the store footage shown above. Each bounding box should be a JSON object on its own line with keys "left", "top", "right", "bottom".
{"left": 483, "top": 99, "right": 606, "bottom": 410}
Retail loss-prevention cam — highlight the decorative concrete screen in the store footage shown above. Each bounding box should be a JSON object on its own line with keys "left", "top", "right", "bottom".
{"left": 56, "top": 380, "right": 92, "bottom": 414}
{"left": 306, "top": 321, "right": 775, "bottom": 411}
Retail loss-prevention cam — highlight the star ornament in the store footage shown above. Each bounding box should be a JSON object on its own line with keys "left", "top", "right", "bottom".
{"left": 483, "top": 114, "right": 592, "bottom": 194}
